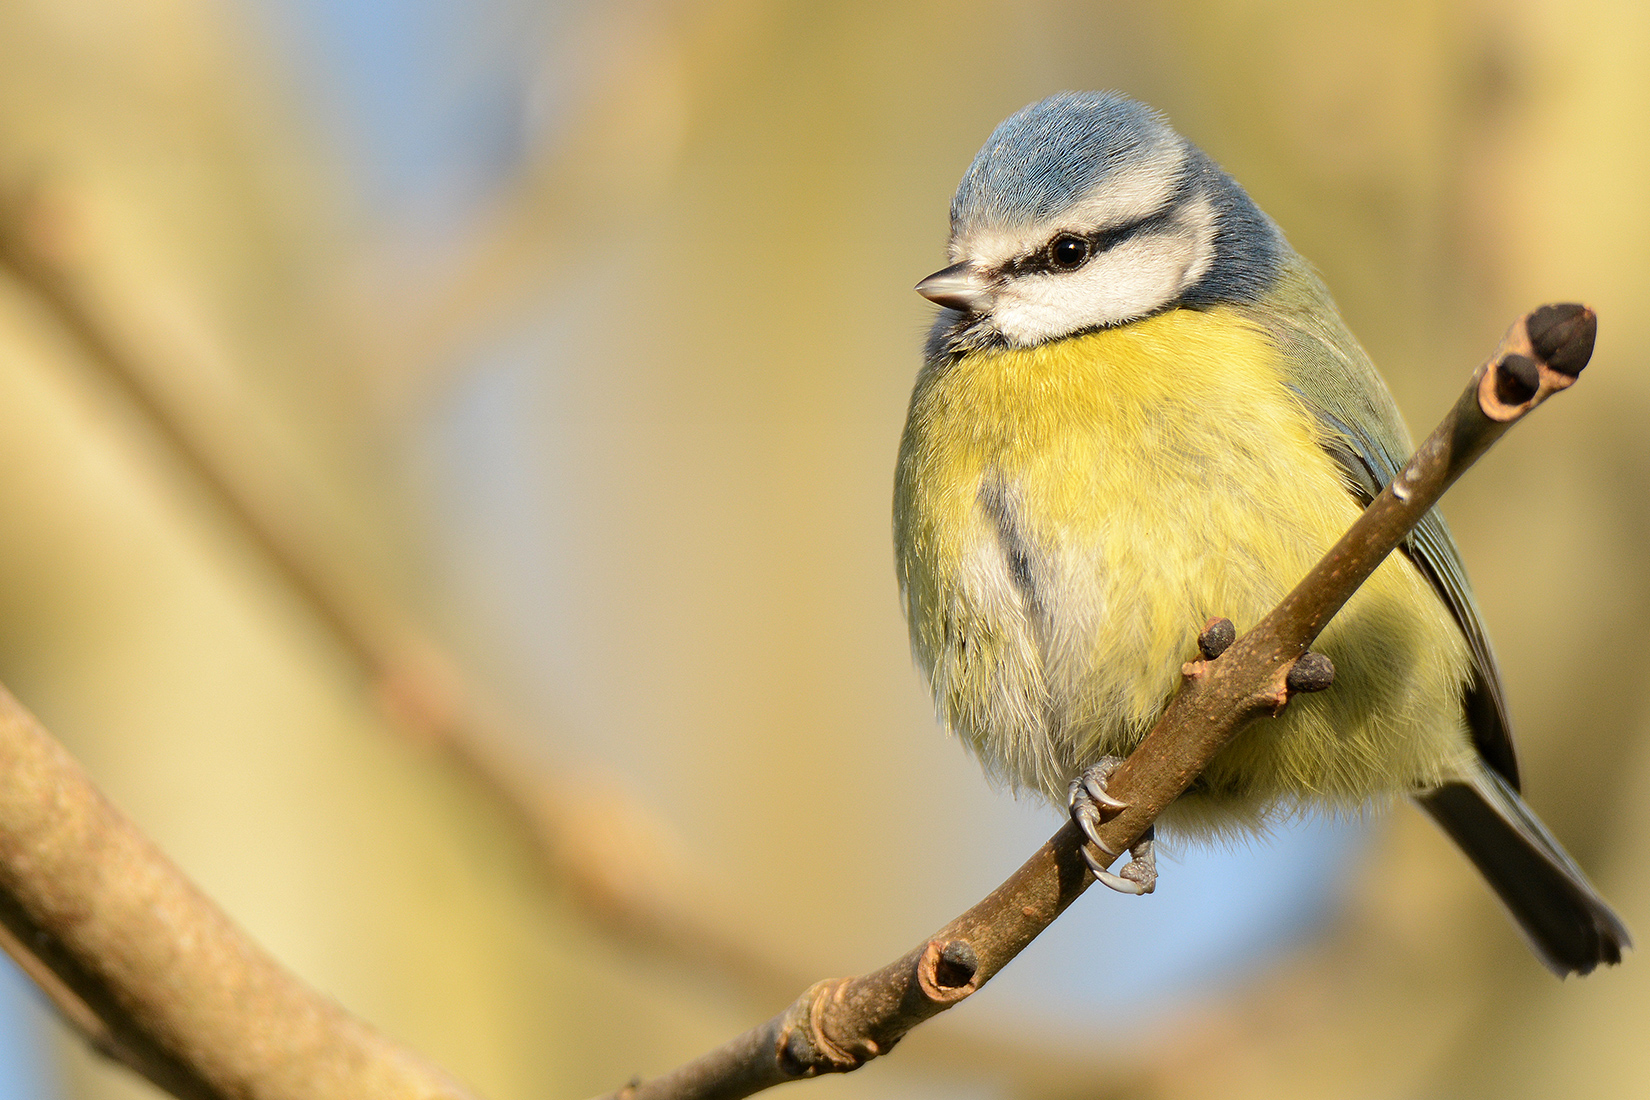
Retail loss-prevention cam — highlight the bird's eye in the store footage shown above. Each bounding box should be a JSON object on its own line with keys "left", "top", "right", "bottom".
{"left": 1048, "top": 235, "right": 1091, "bottom": 271}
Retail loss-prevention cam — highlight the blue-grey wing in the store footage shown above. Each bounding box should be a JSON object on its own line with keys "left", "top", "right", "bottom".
{"left": 1251, "top": 259, "right": 1520, "bottom": 789}
{"left": 1308, "top": 400, "right": 1520, "bottom": 789}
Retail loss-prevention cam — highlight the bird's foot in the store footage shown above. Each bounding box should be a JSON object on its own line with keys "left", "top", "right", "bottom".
{"left": 1067, "top": 758, "right": 1157, "bottom": 895}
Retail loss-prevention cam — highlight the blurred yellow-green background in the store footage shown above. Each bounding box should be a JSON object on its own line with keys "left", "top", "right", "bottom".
{"left": 0, "top": 1, "right": 1647, "bottom": 1097}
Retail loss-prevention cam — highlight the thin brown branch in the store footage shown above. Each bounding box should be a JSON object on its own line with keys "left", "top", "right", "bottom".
{"left": 0, "top": 678, "right": 478, "bottom": 1100}
{"left": 601, "top": 305, "right": 1596, "bottom": 1100}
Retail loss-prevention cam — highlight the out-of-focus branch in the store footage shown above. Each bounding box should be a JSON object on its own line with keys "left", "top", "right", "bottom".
{"left": 0, "top": 179, "right": 757, "bottom": 990}
{"left": 599, "top": 306, "right": 1596, "bottom": 1100}
{"left": 0, "top": 678, "right": 478, "bottom": 1100}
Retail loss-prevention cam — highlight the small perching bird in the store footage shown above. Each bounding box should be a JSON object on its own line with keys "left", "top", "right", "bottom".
{"left": 894, "top": 91, "right": 1628, "bottom": 976}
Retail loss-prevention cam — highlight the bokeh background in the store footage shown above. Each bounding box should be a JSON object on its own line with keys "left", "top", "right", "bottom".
{"left": 0, "top": 0, "right": 1646, "bottom": 1097}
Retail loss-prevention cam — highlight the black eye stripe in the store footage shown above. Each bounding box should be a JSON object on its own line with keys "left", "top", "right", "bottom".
{"left": 1005, "top": 209, "right": 1178, "bottom": 277}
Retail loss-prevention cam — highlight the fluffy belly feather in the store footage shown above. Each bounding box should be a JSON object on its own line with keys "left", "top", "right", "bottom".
{"left": 894, "top": 308, "right": 1474, "bottom": 834}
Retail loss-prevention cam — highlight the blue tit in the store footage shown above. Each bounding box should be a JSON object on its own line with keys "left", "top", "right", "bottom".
{"left": 894, "top": 91, "right": 1628, "bottom": 975}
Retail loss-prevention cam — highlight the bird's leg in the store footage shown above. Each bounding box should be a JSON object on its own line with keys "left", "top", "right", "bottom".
{"left": 1067, "top": 757, "right": 1157, "bottom": 895}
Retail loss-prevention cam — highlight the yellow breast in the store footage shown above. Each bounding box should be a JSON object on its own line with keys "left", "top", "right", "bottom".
{"left": 894, "top": 307, "right": 1473, "bottom": 833}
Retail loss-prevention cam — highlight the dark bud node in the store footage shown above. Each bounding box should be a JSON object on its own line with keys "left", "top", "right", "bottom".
{"left": 1286, "top": 653, "right": 1336, "bottom": 694}
{"left": 1198, "top": 618, "right": 1236, "bottom": 660}
{"left": 1526, "top": 303, "right": 1596, "bottom": 377}
{"left": 934, "top": 939, "right": 979, "bottom": 989}
{"left": 1495, "top": 354, "right": 1541, "bottom": 406}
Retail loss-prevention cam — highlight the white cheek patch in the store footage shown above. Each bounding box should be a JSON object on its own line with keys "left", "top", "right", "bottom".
{"left": 990, "top": 192, "right": 1218, "bottom": 347}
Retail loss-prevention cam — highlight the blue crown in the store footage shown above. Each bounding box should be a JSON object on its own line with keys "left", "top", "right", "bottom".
{"left": 951, "top": 92, "right": 1174, "bottom": 228}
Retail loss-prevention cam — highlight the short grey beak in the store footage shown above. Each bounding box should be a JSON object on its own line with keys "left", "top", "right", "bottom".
{"left": 915, "top": 262, "right": 993, "bottom": 313}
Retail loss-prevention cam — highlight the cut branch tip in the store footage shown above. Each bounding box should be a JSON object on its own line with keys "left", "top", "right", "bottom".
{"left": 1526, "top": 302, "right": 1596, "bottom": 378}
{"left": 1481, "top": 304, "right": 1595, "bottom": 420}
{"left": 1494, "top": 354, "right": 1541, "bottom": 407}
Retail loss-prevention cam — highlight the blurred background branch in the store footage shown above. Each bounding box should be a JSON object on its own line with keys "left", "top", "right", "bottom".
{"left": 0, "top": 169, "right": 756, "bottom": 996}
{"left": 0, "top": 680, "right": 477, "bottom": 1100}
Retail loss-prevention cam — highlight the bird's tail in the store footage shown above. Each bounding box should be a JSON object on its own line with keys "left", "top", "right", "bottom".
{"left": 1417, "top": 767, "right": 1629, "bottom": 976}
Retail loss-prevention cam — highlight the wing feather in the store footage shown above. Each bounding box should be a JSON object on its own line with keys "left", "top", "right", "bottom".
{"left": 1245, "top": 257, "right": 1520, "bottom": 788}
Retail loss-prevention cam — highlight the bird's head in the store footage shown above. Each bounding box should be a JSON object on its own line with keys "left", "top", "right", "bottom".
{"left": 920, "top": 92, "right": 1284, "bottom": 350}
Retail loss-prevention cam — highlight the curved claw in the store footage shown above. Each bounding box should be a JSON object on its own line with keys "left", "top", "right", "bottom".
{"left": 1085, "top": 781, "right": 1129, "bottom": 811}
{"left": 1078, "top": 844, "right": 1147, "bottom": 894}
{"left": 1067, "top": 758, "right": 1130, "bottom": 813}
{"left": 1096, "top": 869, "right": 1150, "bottom": 896}
{"left": 1067, "top": 782, "right": 1119, "bottom": 856}
{"left": 1068, "top": 758, "right": 1158, "bottom": 895}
